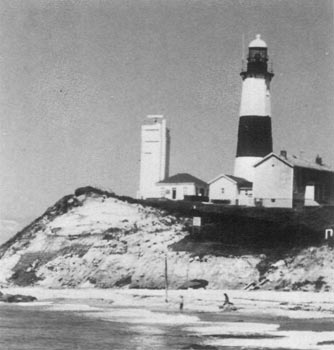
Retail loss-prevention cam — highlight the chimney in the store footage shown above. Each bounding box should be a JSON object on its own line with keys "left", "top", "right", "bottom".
{"left": 315, "top": 155, "right": 323, "bottom": 165}
{"left": 280, "top": 150, "right": 287, "bottom": 159}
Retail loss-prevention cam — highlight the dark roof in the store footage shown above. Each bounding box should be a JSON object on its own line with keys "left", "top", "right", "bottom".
{"left": 158, "top": 173, "right": 208, "bottom": 186}
{"left": 225, "top": 175, "right": 253, "bottom": 188}
{"left": 254, "top": 153, "right": 293, "bottom": 168}
{"left": 208, "top": 174, "right": 252, "bottom": 188}
{"left": 286, "top": 155, "right": 333, "bottom": 172}
{"left": 254, "top": 152, "right": 333, "bottom": 173}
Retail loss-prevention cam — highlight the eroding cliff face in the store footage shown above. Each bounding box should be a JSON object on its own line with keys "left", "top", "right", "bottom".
{"left": 1, "top": 188, "right": 332, "bottom": 291}
{"left": 0, "top": 189, "right": 260, "bottom": 289}
{"left": 262, "top": 246, "right": 334, "bottom": 292}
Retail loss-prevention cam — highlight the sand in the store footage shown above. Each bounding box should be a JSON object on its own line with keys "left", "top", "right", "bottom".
{"left": 2, "top": 287, "right": 334, "bottom": 350}
{"left": 2, "top": 287, "right": 334, "bottom": 318}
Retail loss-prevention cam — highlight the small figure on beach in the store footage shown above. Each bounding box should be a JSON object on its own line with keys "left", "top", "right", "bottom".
{"left": 179, "top": 295, "right": 184, "bottom": 311}
{"left": 223, "top": 293, "right": 231, "bottom": 306}
{"left": 219, "top": 293, "right": 237, "bottom": 311}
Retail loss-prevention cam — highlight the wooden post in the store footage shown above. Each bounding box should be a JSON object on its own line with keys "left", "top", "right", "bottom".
{"left": 164, "top": 253, "right": 168, "bottom": 303}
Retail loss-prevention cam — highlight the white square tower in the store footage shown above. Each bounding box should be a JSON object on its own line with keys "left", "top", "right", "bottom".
{"left": 138, "top": 115, "right": 170, "bottom": 199}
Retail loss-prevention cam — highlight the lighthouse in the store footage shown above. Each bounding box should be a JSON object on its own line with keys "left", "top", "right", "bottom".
{"left": 234, "top": 34, "right": 274, "bottom": 182}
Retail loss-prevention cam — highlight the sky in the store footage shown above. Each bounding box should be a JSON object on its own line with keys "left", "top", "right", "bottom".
{"left": 0, "top": 0, "right": 333, "bottom": 231}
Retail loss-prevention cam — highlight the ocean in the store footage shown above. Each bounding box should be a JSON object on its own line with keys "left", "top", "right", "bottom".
{"left": 1, "top": 302, "right": 333, "bottom": 350}
{"left": 0, "top": 304, "right": 201, "bottom": 350}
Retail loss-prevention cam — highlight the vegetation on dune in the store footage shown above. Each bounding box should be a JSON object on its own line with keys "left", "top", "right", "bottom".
{"left": 0, "top": 186, "right": 333, "bottom": 291}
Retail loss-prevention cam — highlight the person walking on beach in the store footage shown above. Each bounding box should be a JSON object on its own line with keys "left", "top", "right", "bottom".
{"left": 179, "top": 295, "right": 184, "bottom": 311}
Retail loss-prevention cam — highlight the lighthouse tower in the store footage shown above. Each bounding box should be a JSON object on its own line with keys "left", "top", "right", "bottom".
{"left": 234, "top": 34, "right": 274, "bottom": 182}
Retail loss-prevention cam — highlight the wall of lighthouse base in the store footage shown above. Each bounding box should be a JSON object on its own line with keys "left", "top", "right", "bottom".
{"left": 233, "top": 156, "right": 262, "bottom": 183}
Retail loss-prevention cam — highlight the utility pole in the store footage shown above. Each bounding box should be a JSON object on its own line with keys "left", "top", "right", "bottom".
{"left": 164, "top": 253, "right": 168, "bottom": 303}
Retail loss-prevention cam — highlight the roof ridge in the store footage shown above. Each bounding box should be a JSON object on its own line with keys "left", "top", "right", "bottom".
{"left": 158, "top": 173, "right": 207, "bottom": 185}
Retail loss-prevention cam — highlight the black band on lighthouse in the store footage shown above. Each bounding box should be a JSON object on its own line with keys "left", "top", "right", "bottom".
{"left": 236, "top": 116, "right": 273, "bottom": 157}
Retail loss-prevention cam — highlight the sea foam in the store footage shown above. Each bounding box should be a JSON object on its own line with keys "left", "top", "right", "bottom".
{"left": 84, "top": 308, "right": 200, "bottom": 324}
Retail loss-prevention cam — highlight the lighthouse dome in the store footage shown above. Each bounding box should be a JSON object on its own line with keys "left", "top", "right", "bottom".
{"left": 249, "top": 34, "right": 267, "bottom": 48}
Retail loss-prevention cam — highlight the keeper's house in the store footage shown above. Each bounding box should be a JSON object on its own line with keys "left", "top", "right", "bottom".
{"left": 253, "top": 151, "right": 334, "bottom": 208}
{"left": 156, "top": 173, "right": 208, "bottom": 200}
{"left": 209, "top": 174, "right": 252, "bottom": 206}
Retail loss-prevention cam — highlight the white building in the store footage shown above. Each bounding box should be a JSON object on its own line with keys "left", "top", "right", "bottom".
{"left": 209, "top": 174, "right": 253, "bottom": 206}
{"left": 156, "top": 173, "right": 208, "bottom": 200}
{"left": 253, "top": 151, "right": 334, "bottom": 208}
{"left": 137, "top": 115, "right": 170, "bottom": 199}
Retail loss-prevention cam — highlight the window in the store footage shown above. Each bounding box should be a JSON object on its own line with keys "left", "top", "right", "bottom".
{"left": 221, "top": 188, "right": 225, "bottom": 194}
{"left": 172, "top": 188, "right": 177, "bottom": 199}
{"left": 271, "top": 198, "right": 276, "bottom": 203}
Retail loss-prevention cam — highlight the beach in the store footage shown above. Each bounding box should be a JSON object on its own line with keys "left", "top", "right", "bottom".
{"left": 1, "top": 288, "right": 334, "bottom": 350}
